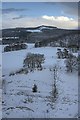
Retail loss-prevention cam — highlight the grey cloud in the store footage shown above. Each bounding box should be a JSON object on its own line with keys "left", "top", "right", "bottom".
{"left": 12, "top": 15, "right": 26, "bottom": 20}
{"left": 2, "top": 8, "right": 28, "bottom": 14}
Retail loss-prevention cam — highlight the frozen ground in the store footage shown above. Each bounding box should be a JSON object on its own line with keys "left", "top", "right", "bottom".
{"left": 2, "top": 44, "right": 78, "bottom": 118}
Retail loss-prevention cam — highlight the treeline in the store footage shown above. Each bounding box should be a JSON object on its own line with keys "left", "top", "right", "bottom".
{"left": 4, "top": 43, "right": 27, "bottom": 52}
{"left": 35, "top": 32, "right": 80, "bottom": 49}
{"left": 2, "top": 27, "right": 80, "bottom": 44}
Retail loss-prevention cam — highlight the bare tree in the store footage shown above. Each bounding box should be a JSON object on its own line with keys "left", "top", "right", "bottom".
{"left": 23, "top": 53, "right": 45, "bottom": 71}
{"left": 65, "top": 53, "right": 78, "bottom": 72}
{"left": 57, "top": 48, "right": 63, "bottom": 59}
{"left": 63, "top": 48, "right": 69, "bottom": 58}
{"left": 50, "top": 65, "right": 58, "bottom": 101}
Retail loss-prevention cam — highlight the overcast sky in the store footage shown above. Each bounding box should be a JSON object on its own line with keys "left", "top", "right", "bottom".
{"left": 2, "top": 2, "right": 78, "bottom": 29}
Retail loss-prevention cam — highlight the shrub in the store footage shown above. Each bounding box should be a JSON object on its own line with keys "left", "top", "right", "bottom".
{"left": 32, "top": 84, "right": 37, "bottom": 92}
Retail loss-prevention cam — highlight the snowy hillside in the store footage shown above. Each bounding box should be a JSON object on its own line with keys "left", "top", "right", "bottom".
{"left": 27, "top": 25, "right": 55, "bottom": 33}
{"left": 2, "top": 44, "right": 78, "bottom": 118}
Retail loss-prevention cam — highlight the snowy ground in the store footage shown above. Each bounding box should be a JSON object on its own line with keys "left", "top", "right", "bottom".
{"left": 2, "top": 44, "right": 78, "bottom": 118}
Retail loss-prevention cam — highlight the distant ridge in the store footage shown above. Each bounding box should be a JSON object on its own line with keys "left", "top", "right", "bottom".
{"left": 2, "top": 24, "right": 80, "bottom": 45}
{"left": 3, "top": 25, "right": 58, "bottom": 31}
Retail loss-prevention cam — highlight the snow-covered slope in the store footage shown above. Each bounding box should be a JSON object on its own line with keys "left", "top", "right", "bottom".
{"left": 27, "top": 29, "right": 41, "bottom": 33}
{"left": 26, "top": 25, "right": 57, "bottom": 33}
{"left": 2, "top": 44, "right": 78, "bottom": 118}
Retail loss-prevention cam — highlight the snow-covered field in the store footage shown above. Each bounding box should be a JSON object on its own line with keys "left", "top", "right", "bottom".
{"left": 2, "top": 44, "right": 78, "bottom": 118}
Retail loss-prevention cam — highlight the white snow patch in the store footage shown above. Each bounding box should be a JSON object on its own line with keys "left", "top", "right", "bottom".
{"left": 27, "top": 29, "right": 41, "bottom": 32}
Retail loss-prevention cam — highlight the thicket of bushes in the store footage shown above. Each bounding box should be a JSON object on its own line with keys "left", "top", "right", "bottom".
{"left": 4, "top": 43, "right": 27, "bottom": 52}
{"left": 23, "top": 53, "right": 45, "bottom": 71}
{"left": 56, "top": 48, "right": 78, "bottom": 72}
